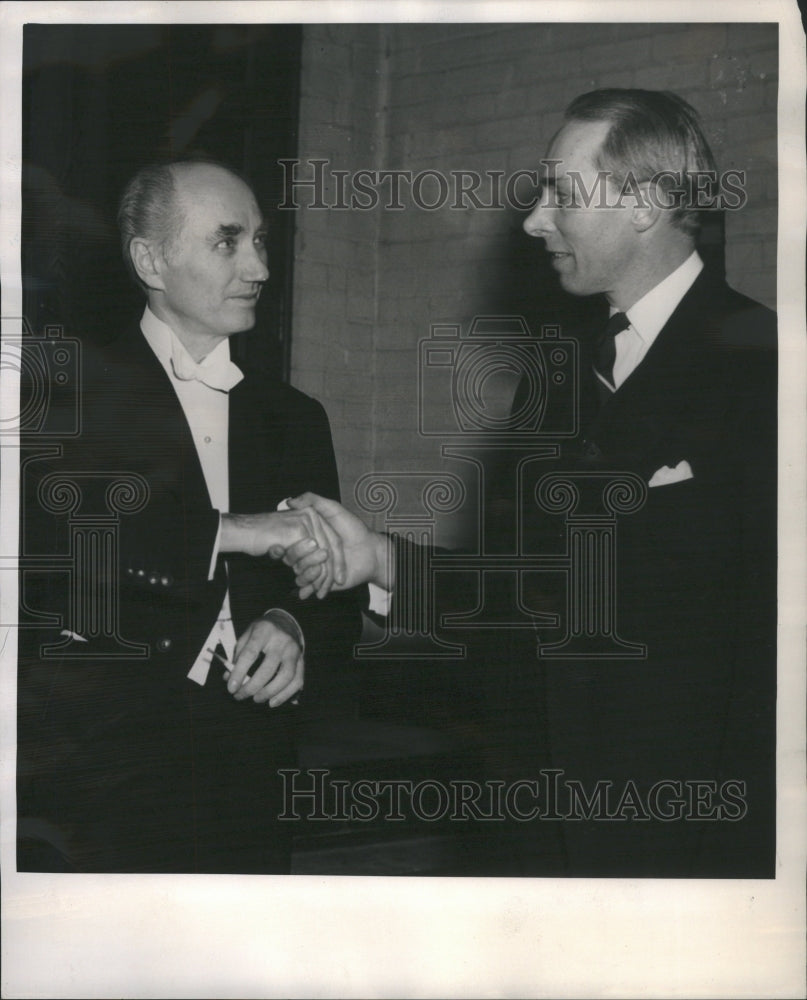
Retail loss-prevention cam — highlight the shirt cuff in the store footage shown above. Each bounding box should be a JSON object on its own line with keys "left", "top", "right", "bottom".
{"left": 648, "top": 460, "right": 694, "bottom": 488}
{"left": 367, "top": 582, "right": 392, "bottom": 617}
{"left": 59, "top": 629, "right": 88, "bottom": 643}
{"left": 261, "top": 608, "right": 305, "bottom": 653}
{"left": 208, "top": 514, "right": 223, "bottom": 581}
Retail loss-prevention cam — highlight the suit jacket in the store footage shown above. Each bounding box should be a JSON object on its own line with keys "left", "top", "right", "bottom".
{"left": 521, "top": 267, "right": 777, "bottom": 876}
{"left": 391, "top": 268, "right": 777, "bottom": 877}
{"left": 17, "top": 323, "right": 362, "bottom": 873}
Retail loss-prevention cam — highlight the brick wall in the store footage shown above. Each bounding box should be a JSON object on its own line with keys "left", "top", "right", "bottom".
{"left": 290, "top": 22, "right": 778, "bottom": 526}
{"left": 288, "top": 25, "right": 386, "bottom": 508}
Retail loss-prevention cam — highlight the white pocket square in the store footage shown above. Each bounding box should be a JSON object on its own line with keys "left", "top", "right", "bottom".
{"left": 648, "top": 460, "right": 694, "bottom": 488}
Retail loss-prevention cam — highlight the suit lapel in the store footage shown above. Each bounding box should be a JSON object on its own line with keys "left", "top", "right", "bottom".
{"left": 582, "top": 270, "right": 726, "bottom": 478}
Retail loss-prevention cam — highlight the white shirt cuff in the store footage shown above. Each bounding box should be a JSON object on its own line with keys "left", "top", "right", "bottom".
{"left": 368, "top": 582, "right": 392, "bottom": 617}
{"left": 59, "top": 629, "right": 88, "bottom": 643}
{"left": 648, "top": 460, "right": 694, "bottom": 488}
{"left": 208, "top": 514, "right": 223, "bottom": 581}
{"left": 262, "top": 608, "right": 305, "bottom": 653}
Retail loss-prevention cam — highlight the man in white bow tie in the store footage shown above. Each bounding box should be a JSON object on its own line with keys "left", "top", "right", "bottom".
{"left": 17, "top": 160, "right": 361, "bottom": 873}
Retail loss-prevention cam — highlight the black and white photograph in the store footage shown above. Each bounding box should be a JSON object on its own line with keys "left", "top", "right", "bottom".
{"left": 1, "top": 1, "right": 805, "bottom": 996}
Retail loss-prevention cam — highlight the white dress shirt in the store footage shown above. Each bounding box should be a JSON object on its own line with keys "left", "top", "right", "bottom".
{"left": 602, "top": 250, "right": 704, "bottom": 391}
{"left": 140, "top": 306, "right": 241, "bottom": 684}
{"left": 598, "top": 250, "right": 703, "bottom": 489}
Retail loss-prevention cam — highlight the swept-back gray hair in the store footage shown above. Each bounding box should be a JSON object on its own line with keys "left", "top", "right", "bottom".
{"left": 564, "top": 89, "right": 718, "bottom": 233}
{"left": 117, "top": 162, "right": 187, "bottom": 289}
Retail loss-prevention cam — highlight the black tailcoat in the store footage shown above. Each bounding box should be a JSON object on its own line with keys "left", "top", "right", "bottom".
{"left": 18, "top": 325, "right": 362, "bottom": 873}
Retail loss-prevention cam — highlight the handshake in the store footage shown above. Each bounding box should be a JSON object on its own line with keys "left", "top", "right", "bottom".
{"left": 220, "top": 493, "right": 394, "bottom": 599}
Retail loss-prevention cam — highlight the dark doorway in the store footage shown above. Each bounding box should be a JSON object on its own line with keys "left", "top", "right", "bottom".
{"left": 22, "top": 23, "right": 301, "bottom": 380}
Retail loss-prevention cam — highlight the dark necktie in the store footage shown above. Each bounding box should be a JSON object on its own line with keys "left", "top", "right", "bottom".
{"left": 593, "top": 311, "right": 630, "bottom": 391}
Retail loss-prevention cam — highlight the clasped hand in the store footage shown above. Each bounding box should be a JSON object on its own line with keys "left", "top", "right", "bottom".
{"left": 224, "top": 497, "right": 389, "bottom": 600}
{"left": 218, "top": 495, "right": 387, "bottom": 708}
{"left": 280, "top": 493, "right": 392, "bottom": 599}
{"left": 221, "top": 506, "right": 347, "bottom": 598}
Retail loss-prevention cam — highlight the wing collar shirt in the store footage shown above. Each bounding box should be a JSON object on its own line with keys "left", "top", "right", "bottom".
{"left": 140, "top": 305, "right": 241, "bottom": 684}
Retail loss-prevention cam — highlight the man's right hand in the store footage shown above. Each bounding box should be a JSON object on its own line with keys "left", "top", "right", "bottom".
{"left": 283, "top": 493, "right": 394, "bottom": 598}
{"left": 220, "top": 508, "right": 346, "bottom": 597}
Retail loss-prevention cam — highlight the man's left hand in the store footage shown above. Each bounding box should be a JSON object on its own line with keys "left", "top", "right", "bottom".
{"left": 225, "top": 618, "right": 304, "bottom": 707}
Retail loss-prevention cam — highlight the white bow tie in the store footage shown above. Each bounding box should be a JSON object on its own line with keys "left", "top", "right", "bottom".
{"left": 170, "top": 350, "right": 243, "bottom": 392}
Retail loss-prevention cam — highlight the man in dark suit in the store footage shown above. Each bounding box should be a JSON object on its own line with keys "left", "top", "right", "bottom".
{"left": 283, "top": 90, "right": 777, "bottom": 877}
{"left": 17, "top": 160, "right": 361, "bottom": 873}
{"left": 510, "top": 89, "right": 777, "bottom": 875}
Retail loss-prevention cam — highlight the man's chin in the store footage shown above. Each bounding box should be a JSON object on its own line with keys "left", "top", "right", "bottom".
{"left": 226, "top": 306, "right": 258, "bottom": 334}
{"left": 557, "top": 272, "right": 598, "bottom": 298}
{"left": 558, "top": 274, "right": 583, "bottom": 296}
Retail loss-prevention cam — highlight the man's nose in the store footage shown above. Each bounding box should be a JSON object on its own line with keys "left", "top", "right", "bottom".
{"left": 243, "top": 244, "right": 270, "bottom": 283}
{"left": 523, "top": 200, "right": 555, "bottom": 238}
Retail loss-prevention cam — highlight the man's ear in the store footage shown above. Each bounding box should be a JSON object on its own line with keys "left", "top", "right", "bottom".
{"left": 129, "top": 238, "right": 167, "bottom": 290}
{"left": 630, "top": 181, "right": 663, "bottom": 234}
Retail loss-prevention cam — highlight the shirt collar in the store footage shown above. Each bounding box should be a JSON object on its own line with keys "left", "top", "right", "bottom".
{"left": 620, "top": 251, "right": 704, "bottom": 345}
{"left": 140, "top": 305, "right": 237, "bottom": 382}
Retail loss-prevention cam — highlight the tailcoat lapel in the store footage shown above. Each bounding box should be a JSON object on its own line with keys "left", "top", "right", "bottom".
{"left": 96, "top": 324, "right": 211, "bottom": 506}
{"left": 228, "top": 370, "right": 286, "bottom": 514}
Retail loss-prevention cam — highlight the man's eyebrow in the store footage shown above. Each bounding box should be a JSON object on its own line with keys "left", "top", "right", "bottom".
{"left": 212, "top": 223, "right": 245, "bottom": 240}
{"left": 210, "top": 220, "right": 268, "bottom": 241}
